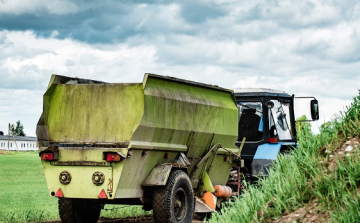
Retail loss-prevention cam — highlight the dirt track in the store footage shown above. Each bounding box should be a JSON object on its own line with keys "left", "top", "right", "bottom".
{"left": 45, "top": 215, "right": 205, "bottom": 223}
{"left": 98, "top": 215, "right": 154, "bottom": 223}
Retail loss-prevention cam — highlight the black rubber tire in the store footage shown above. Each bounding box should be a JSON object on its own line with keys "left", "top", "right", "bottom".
{"left": 58, "top": 198, "right": 101, "bottom": 223}
{"left": 153, "top": 170, "right": 194, "bottom": 223}
{"left": 58, "top": 198, "right": 76, "bottom": 223}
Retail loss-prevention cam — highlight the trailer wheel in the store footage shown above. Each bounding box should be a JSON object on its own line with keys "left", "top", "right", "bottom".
{"left": 58, "top": 198, "right": 76, "bottom": 223}
{"left": 153, "top": 170, "right": 194, "bottom": 223}
{"left": 58, "top": 198, "right": 101, "bottom": 223}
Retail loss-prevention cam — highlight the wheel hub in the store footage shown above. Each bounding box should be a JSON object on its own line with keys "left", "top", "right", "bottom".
{"left": 92, "top": 171, "right": 105, "bottom": 186}
{"left": 174, "top": 188, "right": 187, "bottom": 221}
{"left": 59, "top": 171, "right": 71, "bottom": 185}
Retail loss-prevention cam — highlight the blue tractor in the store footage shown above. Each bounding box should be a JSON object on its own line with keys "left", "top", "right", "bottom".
{"left": 232, "top": 88, "right": 319, "bottom": 182}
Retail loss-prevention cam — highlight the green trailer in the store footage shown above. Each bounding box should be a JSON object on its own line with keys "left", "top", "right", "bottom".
{"left": 37, "top": 73, "right": 243, "bottom": 223}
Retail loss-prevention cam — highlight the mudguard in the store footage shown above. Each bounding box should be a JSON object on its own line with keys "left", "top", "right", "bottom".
{"left": 142, "top": 164, "right": 187, "bottom": 186}
{"left": 252, "top": 143, "right": 281, "bottom": 176}
{"left": 252, "top": 142, "right": 297, "bottom": 176}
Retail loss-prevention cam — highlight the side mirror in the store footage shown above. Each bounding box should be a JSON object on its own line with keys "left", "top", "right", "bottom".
{"left": 265, "top": 101, "right": 274, "bottom": 109}
{"left": 310, "top": 100, "right": 319, "bottom": 120}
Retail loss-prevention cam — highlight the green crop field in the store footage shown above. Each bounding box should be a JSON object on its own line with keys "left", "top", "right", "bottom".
{"left": 0, "top": 152, "right": 148, "bottom": 223}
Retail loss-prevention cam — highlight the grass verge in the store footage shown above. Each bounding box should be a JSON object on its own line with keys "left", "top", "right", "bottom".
{"left": 210, "top": 92, "right": 360, "bottom": 223}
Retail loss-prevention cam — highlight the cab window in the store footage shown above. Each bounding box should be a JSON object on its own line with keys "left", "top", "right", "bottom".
{"left": 269, "top": 100, "right": 293, "bottom": 140}
{"left": 237, "top": 102, "right": 264, "bottom": 142}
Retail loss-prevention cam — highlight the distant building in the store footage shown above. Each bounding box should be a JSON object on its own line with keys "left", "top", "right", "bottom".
{"left": 0, "top": 134, "right": 38, "bottom": 151}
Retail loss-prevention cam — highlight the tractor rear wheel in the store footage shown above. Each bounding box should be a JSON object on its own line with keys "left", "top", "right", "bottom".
{"left": 153, "top": 170, "right": 194, "bottom": 223}
{"left": 58, "top": 198, "right": 101, "bottom": 223}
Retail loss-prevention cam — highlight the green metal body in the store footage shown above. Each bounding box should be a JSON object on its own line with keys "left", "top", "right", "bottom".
{"left": 37, "top": 74, "right": 240, "bottom": 203}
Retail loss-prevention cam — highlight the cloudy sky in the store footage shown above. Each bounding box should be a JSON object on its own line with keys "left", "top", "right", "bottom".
{"left": 0, "top": 0, "right": 359, "bottom": 136}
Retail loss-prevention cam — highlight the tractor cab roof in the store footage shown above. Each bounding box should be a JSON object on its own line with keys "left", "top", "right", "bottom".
{"left": 232, "top": 88, "right": 292, "bottom": 98}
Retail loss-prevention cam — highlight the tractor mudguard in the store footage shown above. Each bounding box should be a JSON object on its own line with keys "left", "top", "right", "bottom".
{"left": 252, "top": 143, "right": 281, "bottom": 176}
{"left": 142, "top": 164, "right": 187, "bottom": 186}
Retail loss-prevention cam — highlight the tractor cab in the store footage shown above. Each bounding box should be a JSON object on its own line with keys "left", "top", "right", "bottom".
{"left": 233, "top": 88, "right": 319, "bottom": 177}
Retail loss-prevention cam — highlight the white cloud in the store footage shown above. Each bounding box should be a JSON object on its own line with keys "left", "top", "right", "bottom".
{"left": 0, "top": 30, "right": 159, "bottom": 135}
{"left": 0, "top": 30, "right": 158, "bottom": 84}
{"left": 0, "top": 88, "right": 43, "bottom": 136}
{"left": 232, "top": 76, "right": 259, "bottom": 88}
{"left": 1, "top": 0, "right": 360, "bottom": 137}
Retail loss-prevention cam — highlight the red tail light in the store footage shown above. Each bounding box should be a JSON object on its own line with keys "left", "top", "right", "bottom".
{"left": 41, "top": 152, "right": 54, "bottom": 161}
{"left": 106, "top": 153, "right": 121, "bottom": 162}
{"left": 267, "top": 138, "right": 278, "bottom": 143}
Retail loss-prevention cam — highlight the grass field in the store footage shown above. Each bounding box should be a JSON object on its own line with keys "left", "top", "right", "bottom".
{"left": 0, "top": 151, "right": 149, "bottom": 223}
{"left": 0, "top": 151, "right": 58, "bottom": 222}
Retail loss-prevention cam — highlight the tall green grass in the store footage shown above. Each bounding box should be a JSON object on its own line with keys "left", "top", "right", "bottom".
{"left": 210, "top": 92, "right": 360, "bottom": 223}
{"left": 100, "top": 205, "right": 150, "bottom": 219}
